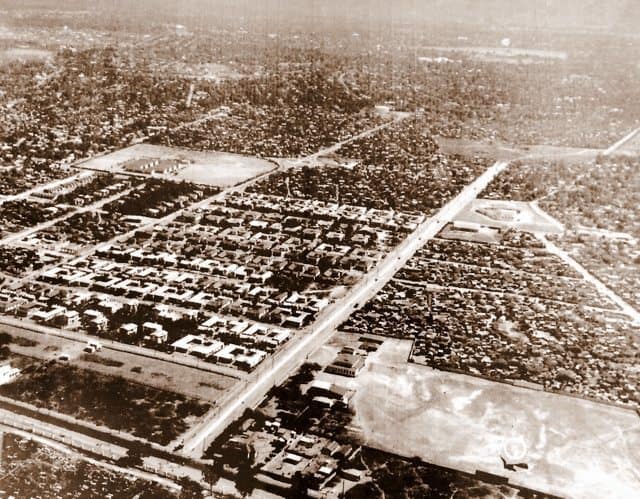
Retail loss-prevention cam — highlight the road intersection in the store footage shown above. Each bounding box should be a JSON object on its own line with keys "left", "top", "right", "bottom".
{"left": 1, "top": 117, "right": 638, "bottom": 491}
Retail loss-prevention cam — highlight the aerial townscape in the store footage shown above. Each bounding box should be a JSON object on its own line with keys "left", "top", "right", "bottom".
{"left": 0, "top": 1, "right": 638, "bottom": 498}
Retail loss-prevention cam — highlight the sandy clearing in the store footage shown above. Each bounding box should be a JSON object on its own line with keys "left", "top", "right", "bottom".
{"left": 76, "top": 144, "right": 275, "bottom": 187}
{"left": 453, "top": 198, "right": 564, "bottom": 234}
{"left": 176, "top": 154, "right": 275, "bottom": 187}
{"left": 346, "top": 338, "right": 640, "bottom": 499}
{"left": 0, "top": 48, "right": 53, "bottom": 65}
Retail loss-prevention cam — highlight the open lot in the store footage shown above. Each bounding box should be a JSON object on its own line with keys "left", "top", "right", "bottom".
{"left": 616, "top": 130, "right": 640, "bottom": 155}
{"left": 0, "top": 353, "right": 212, "bottom": 445}
{"left": 333, "top": 338, "right": 640, "bottom": 499}
{"left": 452, "top": 198, "right": 563, "bottom": 234}
{"left": 2, "top": 325, "right": 238, "bottom": 402}
{"left": 435, "top": 137, "right": 602, "bottom": 163}
{"left": 0, "top": 47, "right": 52, "bottom": 65}
{"left": 175, "top": 152, "right": 276, "bottom": 186}
{"left": 76, "top": 144, "right": 276, "bottom": 187}
{"left": 420, "top": 46, "right": 568, "bottom": 63}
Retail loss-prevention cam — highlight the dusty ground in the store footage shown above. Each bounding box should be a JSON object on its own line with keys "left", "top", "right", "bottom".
{"left": 436, "top": 137, "right": 602, "bottom": 163}
{"left": 333, "top": 338, "right": 640, "bottom": 499}
{"left": 176, "top": 153, "right": 275, "bottom": 187}
{"left": 76, "top": 144, "right": 275, "bottom": 187}
{"left": 0, "top": 48, "right": 52, "bottom": 65}
{"left": 420, "top": 46, "right": 568, "bottom": 61}
{"left": 452, "top": 198, "right": 563, "bottom": 234}
{"left": 3, "top": 326, "right": 237, "bottom": 402}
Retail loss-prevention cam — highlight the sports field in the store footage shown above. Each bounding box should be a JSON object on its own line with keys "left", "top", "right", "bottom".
{"left": 316, "top": 338, "right": 640, "bottom": 499}
{"left": 76, "top": 144, "right": 276, "bottom": 187}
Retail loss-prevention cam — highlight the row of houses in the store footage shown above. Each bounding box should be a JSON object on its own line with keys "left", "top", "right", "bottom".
{"left": 0, "top": 280, "right": 293, "bottom": 373}
{"left": 39, "top": 257, "right": 328, "bottom": 328}
{"left": 223, "top": 191, "right": 424, "bottom": 232}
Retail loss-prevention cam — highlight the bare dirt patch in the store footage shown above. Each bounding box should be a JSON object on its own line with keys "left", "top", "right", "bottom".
{"left": 348, "top": 348, "right": 640, "bottom": 499}
{"left": 452, "top": 198, "right": 563, "bottom": 234}
{"left": 0, "top": 326, "right": 237, "bottom": 402}
{"left": 76, "top": 144, "right": 275, "bottom": 187}
{"left": 0, "top": 48, "right": 52, "bottom": 65}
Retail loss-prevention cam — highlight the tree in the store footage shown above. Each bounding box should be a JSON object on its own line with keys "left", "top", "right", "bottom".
{"left": 203, "top": 463, "right": 221, "bottom": 493}
{"left": 116, "top": 448, "right": 143, "bottom": 468}
{"left": 235, "top": 461, "right": 255, "bottom": 498}
{"left": 290, "top": 471, "right": 315, "bottom": 498}
{"left": 0, "top": 345, "right": 10, "bottom": 361}
{"left": 178, "top": 476, "right": 203, "bottom": 499}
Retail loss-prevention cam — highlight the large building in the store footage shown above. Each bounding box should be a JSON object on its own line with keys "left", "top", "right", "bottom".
{"left": 325, "top": 354, "right": 365, "bottom": 377}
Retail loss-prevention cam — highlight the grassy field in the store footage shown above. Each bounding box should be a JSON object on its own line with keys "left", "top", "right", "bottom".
{"left": 339, "top": 338, "right": 640, "bottom": 499}
{"left": 0, "top": 361, "right": 211, "bottom": 445}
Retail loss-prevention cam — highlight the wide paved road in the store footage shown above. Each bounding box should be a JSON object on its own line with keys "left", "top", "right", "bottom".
{"left": 181, "top": 160, "right": 509, "bottom": 456}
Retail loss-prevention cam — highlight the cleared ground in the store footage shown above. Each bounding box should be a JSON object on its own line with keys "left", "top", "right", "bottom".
{"left": 316, "top": 338, "right": 640, "bottom": 499}
{"left": 436, "top": 137, "right": 602, "bottom": 163}
{"left": 420, "top": 46, "right": 567, "bottom": 63}
{"left": 0, "top": 357, "right": 211, "bottom": 445}
{"left": 3, "top": 326, "right": 237, "bottom": 402}
{"left": 0, "top": 48, "right": 52, "bottom": 65}
{"left": 169, "top": 62, "right": 243, "bottom": 81}
{"left": 76, "top": 144, "right": 276, "bottom": 187}
{"left": 452, "top": 198, "right": 563, "bottom": 234}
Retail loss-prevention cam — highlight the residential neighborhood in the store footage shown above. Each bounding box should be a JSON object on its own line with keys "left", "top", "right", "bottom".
{"left": 0, "top": 2, "right": 638, "bottom": 498}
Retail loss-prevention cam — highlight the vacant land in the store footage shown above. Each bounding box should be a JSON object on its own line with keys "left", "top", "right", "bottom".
{"left": 175, "top": 152, "right": 276, "bottom": 186}
{"left": 1, "top": 324, "right": 238, "bottom": 402}
{"left": 0, "top": 48, "right": 52, "bottom": 65}
{"left": 420, "top": 46, "right": 568, "bottom": 62}
{"left": 616, "top": 130, "right": 640, "bottom": 155}
{"left": 453, "top": 199, "right": 563, "bottom": 234}
{"left": 340, "top": 339, "right": 640, "bottom": 499}
{"left": 0, "top": 361, "right": 211, "bottom": 445}
{"left": 76, "top": 144, "right": 275, "bottom": 187}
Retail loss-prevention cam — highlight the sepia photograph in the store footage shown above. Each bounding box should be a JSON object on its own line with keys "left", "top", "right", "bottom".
{"left": 0, "top": 1, "right": 638, "bottom": 497}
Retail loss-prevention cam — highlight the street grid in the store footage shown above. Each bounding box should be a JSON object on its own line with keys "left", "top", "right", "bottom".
{"left": 0, "top": 108, "right": 638, "bottom": 496}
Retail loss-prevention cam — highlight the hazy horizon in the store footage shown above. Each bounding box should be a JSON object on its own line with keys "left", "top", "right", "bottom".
{"left": 2, "top": 0, "right": 640, "bottom": 33}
